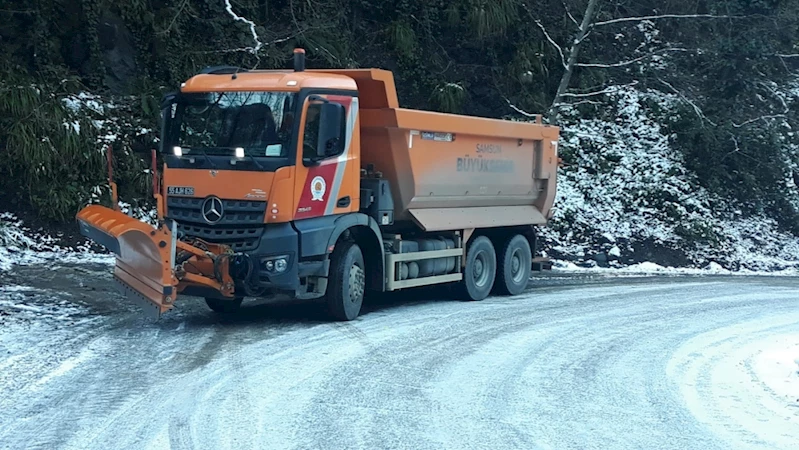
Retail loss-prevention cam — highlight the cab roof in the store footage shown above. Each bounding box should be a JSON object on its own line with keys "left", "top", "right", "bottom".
{"left": 179, "top": 68, "right": 401, "bottom": 110}
{"left": 180, "top": 70, "right": 358, "bottom": 93}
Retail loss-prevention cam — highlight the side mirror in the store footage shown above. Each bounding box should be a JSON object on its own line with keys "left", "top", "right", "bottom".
{"left": 316, "top": 102, "right": 345, "bottom": 157}
{"left": 160, "top": 91, "right": 178, "bottom": 110}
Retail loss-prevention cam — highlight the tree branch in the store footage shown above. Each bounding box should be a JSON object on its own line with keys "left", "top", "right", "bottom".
{"left": 657, "top": 77, "right": 717, "bottom": 127}
{"left": 533, "top": 19, "right": 567, "bottom": 68}
{"left": 731, "top": 114, "right": 786, "bottom": 128}
{"left": 0, "top": 8, "right": 35, "bottom": 14}
{"left": 576, "top": 47, "right": 691, "bottom": 68}
{"left": 157, "top": 0, "right": 190, "bottom": 36}
{"left": 593, "top": 14, "right": 746, "bottom": 27}
{"left": 224, "top": 0, "right": 263, "bottom": 64}
{"left": 559, "top": 99, "right": 603, "bottom": 108}
{"left": 504, "top": 98, "right": 540, "bottom": 119}
{"left": 562, "top": 1, "right": 580, "bottom": 27}
{"left": 559, "top": 81, "right": 638, "bottom": 98}
{"left": 731, "top": 81, "right": 790, "bottom": 127}
{"left": 187, "top": 34, "right": 295, "bottom": 54}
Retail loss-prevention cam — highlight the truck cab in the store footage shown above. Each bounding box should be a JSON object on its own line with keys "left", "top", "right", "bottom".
{"left": 158, "top": 52, "right": 377, "bottom": 306}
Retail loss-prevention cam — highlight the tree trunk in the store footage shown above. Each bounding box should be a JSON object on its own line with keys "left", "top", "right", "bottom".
{"left": 546, "top": 0, "right": 600, "bottom": 123}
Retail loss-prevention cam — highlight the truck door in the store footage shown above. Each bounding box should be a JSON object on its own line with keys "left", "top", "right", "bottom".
{"left": 293, "top": 93, "right": 360, "bottom": 220}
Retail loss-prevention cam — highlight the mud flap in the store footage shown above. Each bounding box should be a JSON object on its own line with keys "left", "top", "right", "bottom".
{"left": 77, "top": 205, "right": 179, "bottom": 317}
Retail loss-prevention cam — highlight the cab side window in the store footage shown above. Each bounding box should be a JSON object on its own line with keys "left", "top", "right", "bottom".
{"left": 302, "top": 99, "right": 347, "bottom": 162}
{"left": 302, "top": 104, "right": 322, "bottom": 160}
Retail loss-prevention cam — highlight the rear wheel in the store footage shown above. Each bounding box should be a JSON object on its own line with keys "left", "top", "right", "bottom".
{"left": 494, "top": 234, "right": 532, "bottom": 296}
{"left": 456, "top": 235, "right": 497, "bottom": 301}
{"left": 205, "top": 297, "right": 243, "bottom": 314}
{"left": 326, "top": 241, "right": 366, "bottom": 321}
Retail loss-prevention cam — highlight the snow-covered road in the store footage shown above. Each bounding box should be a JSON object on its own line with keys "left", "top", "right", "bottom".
{"left": 1, "top": 264, "right": 798, "bottom": 450}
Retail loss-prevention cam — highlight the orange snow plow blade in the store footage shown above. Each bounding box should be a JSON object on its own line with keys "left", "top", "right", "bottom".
{"left": 76, "top": 205, "right": 237, "bottom": 317}
{"left": 77, "top": 205, "right": 180, "bottom": 316}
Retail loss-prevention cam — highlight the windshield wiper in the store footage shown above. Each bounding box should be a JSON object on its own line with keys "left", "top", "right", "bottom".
{"left": 180, "top": 147, "right": 219, "bottom": 169}
{"left": 242, "top": 152, "right": 267, "bottom": 171}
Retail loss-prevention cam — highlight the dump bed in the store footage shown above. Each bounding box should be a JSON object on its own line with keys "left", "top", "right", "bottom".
{"left": 316, "top": 69, "right": 559, "bottom": 232}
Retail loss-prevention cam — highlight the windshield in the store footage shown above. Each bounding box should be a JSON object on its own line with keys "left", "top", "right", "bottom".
{"left": 168, "top": 91, "right": 297, "bottom": 157}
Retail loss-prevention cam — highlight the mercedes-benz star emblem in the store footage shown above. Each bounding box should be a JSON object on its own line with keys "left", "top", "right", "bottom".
{"left": 201, "top": 196, "right": 224, "bottom": 224}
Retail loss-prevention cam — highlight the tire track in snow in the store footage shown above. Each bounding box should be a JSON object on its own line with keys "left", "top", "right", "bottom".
{"left": 667, "top": 299, "right": 799, "bottom": 450}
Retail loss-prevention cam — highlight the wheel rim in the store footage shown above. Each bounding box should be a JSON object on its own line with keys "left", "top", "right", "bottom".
{"left": 349, "top": 263, "right": 365, "bottom": 303}
{"left": 510, "top": 248, "right": 525, "bottom": 283}
{"left": 472, "top": 250, "right": 491, "bottom": 288}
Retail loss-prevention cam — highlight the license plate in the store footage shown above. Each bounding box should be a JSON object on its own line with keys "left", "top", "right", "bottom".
{"left": 167, "top": 186, "right": 195, "bottom": 196}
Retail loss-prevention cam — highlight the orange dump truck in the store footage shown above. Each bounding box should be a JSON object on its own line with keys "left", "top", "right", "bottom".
{"left": 76, "top": 49, "right": 560, "bottom": 320}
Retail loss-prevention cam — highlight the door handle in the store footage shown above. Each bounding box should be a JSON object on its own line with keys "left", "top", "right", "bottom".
{"left": 337, "top": 196, "right": 351, "bottom": 208}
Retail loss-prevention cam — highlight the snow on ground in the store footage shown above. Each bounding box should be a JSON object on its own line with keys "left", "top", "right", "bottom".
{"left": 754, "top": 338, "right": 799, "bottom": 403}
{"left": 1, "top": 274, "right": 797, "bottom": 449}
{"left": 0, "top": 212, "right": 113, "bottom": 273}
{"left": 0, "top": 283, "right": 96, "bottom": 326}
{"left": 668, "top": 320, "right": 799, "bottom": 449}
{"left": 549, "top": 259, "right": 799, "bottom": 277}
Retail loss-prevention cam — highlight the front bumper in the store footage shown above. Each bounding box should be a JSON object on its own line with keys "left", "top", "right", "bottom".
{"left": 184, "top": 222, "right": 330, "bottom": 300}
{"left": 249, "top": 222, "right": 300, "bottom": 290}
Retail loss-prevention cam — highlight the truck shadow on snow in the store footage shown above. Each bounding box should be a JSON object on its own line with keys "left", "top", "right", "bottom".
{"left": 163, "top": 272, "right": 765, "bottom": 329}
{"left": 160, "top": 274, "right": 626, "bottom": 329}
{"left": 169, "top": 284, "right": 462, "bottom": 328}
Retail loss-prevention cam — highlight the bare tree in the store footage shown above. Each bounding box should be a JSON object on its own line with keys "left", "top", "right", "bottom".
{"left": 528, "top": 1, "right": 757, "bottom": 123}
{"left": 546, "top": 0, "right": 599, "bottom": 122}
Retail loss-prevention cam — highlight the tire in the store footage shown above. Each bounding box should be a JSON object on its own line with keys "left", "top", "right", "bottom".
{"left": 456, "top": 235, "right": 497, "bottom": 301}
{"left": 326, "top": 240, "right": 366, "bottom": 321}
{"left": 205, "top": 297, "right": 243, "bottom": 314}
{"left": 494, "top": 234, "right": 532, "bottom": 296}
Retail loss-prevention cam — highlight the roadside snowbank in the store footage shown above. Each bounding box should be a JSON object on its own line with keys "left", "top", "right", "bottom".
{"left": 550, "top": 260, "right": 799, "bottom": 277}
{"left": 0, "top": 213, "right": 112, "bottom": 273}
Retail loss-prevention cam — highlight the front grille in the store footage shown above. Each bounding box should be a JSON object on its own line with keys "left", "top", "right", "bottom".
{"left": 177, "top": 223, "right": 265, "bottom": 251}
{"left": 167, "top": 197, "right": 267, "bottom": 251}
{"left": 167, "top": 197, "right": 266, "bottom": 226}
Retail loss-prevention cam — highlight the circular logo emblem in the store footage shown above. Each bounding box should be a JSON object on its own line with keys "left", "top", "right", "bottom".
{"left": 201, "top": 196, "right": 224, "bottom": 224}
{"left": 311, "top": 176, "right": 326, "bottom": 202}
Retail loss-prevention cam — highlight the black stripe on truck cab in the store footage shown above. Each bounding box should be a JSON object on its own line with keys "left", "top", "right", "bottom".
{"left": 252, "top": 222, "right": 299, "bottom": 291}
{"left": 292, "top": 213, "right": 385, "bottom": 291}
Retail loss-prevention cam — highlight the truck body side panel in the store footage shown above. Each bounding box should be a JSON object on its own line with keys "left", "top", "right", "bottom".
{"left": 408, "top": 205, "right": 547, "bottom": 232}
{"left": 359, "top": 109, "right": 559, "bottom": 226}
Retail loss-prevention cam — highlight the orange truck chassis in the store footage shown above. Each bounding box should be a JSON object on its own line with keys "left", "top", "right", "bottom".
{"left": 76, "top": 49, "right": 559, "bottom": 320}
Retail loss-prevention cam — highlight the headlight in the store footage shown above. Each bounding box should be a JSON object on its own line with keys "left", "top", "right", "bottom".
{"left": 261, "top": 255, "right": 290, "bottom": 273}
{"left": 173, "top": 146, "right": 183, "bottom": 156}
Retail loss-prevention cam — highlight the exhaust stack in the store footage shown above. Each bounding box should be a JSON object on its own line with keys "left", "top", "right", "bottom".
{"left": 293, "top": 48, "right": 306, "bottom": 72}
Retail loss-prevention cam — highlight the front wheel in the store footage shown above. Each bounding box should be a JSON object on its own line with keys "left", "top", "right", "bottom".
{"left": 205, "top": 297, "right": 243, "bottom": 314}
{"left": 326, "top": 241, "right": 366, "bottom": 321}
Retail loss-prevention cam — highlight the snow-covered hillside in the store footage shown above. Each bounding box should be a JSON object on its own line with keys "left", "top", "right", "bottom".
{"left": 541, "top": 86, "right": 799, "bottom": 271}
